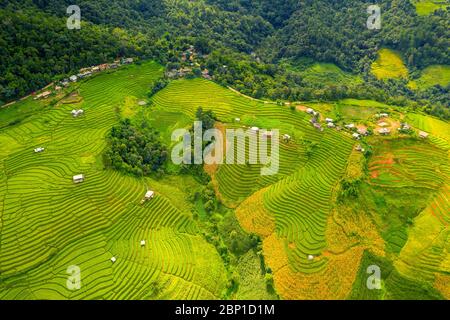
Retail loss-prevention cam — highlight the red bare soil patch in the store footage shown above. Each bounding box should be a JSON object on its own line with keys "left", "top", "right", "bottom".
{"left": 377, "top": 153, "right": 395, "bottom": 165}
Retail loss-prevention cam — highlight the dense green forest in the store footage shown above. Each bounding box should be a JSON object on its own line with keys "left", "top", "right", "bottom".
{"left": 1, "top": 0, "right": 448, "bottom": 118}
{"left": 105, "top": 119, "right": 168, "bottom": 177}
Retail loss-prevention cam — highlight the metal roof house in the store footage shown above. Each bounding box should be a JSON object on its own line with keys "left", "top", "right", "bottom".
{"left": 145, "top": 191, "right": 155, "bottom": 200}
{"left": 141, "top": 190, "right": 155, "bottom": 204}
{"left": 73, "top": 174, "right": 85, "bottom": 183}
{"left": 419, "top": 131, "right": 429, "bottom": 138}
{"left": 122, "top": 58, "right": 134, "bottom": 64}
{"left": 313, "top": 123, "right": 323, "bottom": 131}
{"left": 378, "top": 128, "right": 391, "bottom": 135}
{"left": 399, "top": 123, "right": 411, "bottom": 131}
{"left": 71, "top": 109, "right": 84, "bottom": 117}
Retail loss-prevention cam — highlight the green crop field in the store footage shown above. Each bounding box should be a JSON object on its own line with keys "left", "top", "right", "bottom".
{"left": 371, "top": 49, "right": 409, "bottom": 80}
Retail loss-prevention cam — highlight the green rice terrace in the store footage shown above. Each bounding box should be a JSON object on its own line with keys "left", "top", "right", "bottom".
{"left": 0, "top": 61, "right": 449, "bottom": 300}
{"left": 411, "top": 0, "right": 450, "bottom": 15}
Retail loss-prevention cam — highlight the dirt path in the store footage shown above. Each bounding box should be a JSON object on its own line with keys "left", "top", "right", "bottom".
{"left": 0, "top": 101, "right": 17, "bottom": 109}
{"left": 227, "top": 86, "right": 273, "bottom": 104}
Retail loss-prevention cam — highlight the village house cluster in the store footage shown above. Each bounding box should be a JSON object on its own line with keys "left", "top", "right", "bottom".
{"left": 166, "top": 45, "right": 211, "bottom": 80}
{"left": 300, "top": 105, "right": 432, "bottom": 143}
{"left": 63, "top": 58, "right": 134, "bottom": 86}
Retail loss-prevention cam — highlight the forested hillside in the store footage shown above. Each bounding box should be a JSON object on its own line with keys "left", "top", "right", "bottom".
{"left": 1, "top": 0, "right": 448, "bottom": 118}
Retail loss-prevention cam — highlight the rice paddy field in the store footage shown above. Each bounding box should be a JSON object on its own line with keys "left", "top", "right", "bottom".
{"left": 411, "top": 0, "right": 449, "bottom": 15}
{"left": 405, "top": 113, "right": 450, "bottom": 144}
{"left": 371, "top": 49, "right": 409, "bottom": 80}
{"left": 1, "top": 62, "right": 449, "bottom": 300}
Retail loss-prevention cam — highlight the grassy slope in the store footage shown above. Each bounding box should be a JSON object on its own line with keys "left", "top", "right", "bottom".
{"left": 408, "top": 65, "right": 450, "bottom": 90}
{"left": 300, "top": 63, "right": 362, "bottom": 86}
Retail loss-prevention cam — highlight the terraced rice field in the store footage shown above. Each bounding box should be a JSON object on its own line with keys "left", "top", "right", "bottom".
{"left": 411, "top": 0, "right": 449, "bottom": 15}
{"left": 360, "top": 133, "right": 450, "bottom": 298}
{"left": 0, "top": 62, "right": 227, "bottom": 299}
{"left": 336, "top": 99, "right": 390, "bottom": 121}
{"left": 371, "top": 49, "right": 409, "bottom": 80}
{"left": 296, "top": 62, "right": 362, "bottom": 87}
{"left": 364, "top": 137, "right": 449, "bottom": 252}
